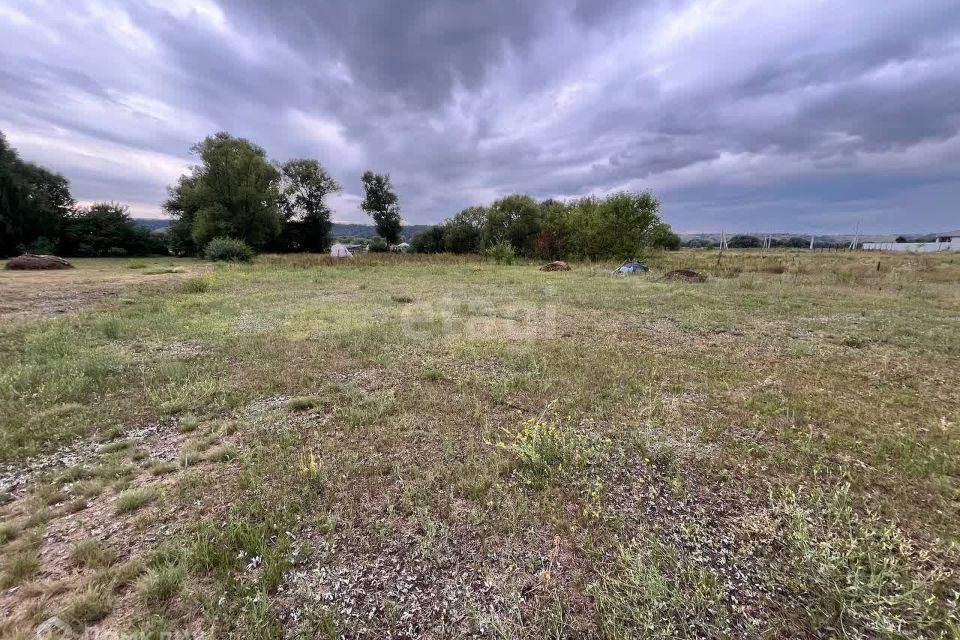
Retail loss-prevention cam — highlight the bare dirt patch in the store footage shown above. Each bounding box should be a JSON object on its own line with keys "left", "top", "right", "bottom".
{"left": 0, "top": 263, "right": 199, "bottom": 321}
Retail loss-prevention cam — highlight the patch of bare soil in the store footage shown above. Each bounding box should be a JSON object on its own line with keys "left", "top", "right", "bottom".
{"left": 0, "top": 417, "right": 241, "bottom": 636}
{"left": 0, "top": 266, "right": 198, "bottom": 321}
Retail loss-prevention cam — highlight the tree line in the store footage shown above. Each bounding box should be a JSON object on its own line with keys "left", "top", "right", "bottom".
{"left": 409, "top": 192, "right": 679, "bottom": 260}
{"left": 1, "top": 132, "right": 166, "bottom": 257}
{"left": 0, "top": 130, "right": 402, "bottom": 259}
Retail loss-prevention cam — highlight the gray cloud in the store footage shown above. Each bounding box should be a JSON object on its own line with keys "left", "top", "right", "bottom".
{"left": 1, "top": 0, "right": 959, "bottom": 231}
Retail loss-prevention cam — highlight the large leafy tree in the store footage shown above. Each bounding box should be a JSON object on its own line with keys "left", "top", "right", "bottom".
{"left": 276, "top": 159, "right": 341, "bottom": 252}
{"left": 164, "top": 132, "right": 281, "bottom": 254}
{"left": 0, "top": 131, "right": 75, "bottom": 256}
{"left": 359, "top": 171, "right": 401, "bottom": 244}
{"left": 481, "top": 194, "right": 542, "bottom": 256}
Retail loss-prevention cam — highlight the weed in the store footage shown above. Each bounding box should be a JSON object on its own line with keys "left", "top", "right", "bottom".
{"left": 206, "top": 445, "right": 239, "bottom": 462}
{"left": 61, "top": 585, "right": 113, "bottom": 627}
{"left": 72, "top": 538, "right": 116, "bottom": 568}
{"left": 177, "top": 414, "right": 200, "bottom": 433}
{"left": 180, "top": 277, "right": 210, "bottom": 294}
{"left": 591, "top": 534, "right": 729, "bottom": 639}
{"left": 287, "top": 396, "right": 321, "bottom": 411}
{"left": 774, "top": 485, "right": 960, "bottom": 637}
{"left": 137, "top": 561, "right": 186, "bottom": 608}
{"left": 149, "top": 461, "right": 179, "bottom": 476}
{"left": 391, "top": 294, "right": 414, "bottom": 303}
{"left": 0, "top": 521, "right": 20, "bottom": 544}
{"left": 99, "top": 438, "right": 135, "bottom": 454}
{"left": 115, "top": 487, "right": 159, "bottom": 514}
{"left": 1, "top": 549, "right": 39, "bottom": 587}
{"left": 497, "top": 409, "right": 584, "bottom": 484}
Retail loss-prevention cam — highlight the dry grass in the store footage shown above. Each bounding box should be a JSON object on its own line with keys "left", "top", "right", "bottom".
{"left": 0, "top": 250, "right": 958, "bottom": 637}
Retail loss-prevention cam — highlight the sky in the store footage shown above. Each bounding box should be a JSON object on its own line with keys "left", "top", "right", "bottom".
{"left": 2, "top": 0, "right": 959, "bottom": 233}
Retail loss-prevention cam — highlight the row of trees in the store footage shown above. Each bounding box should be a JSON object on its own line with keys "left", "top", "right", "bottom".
{"left": 410, "top": 192, "right": 679, "bottom": 260}
{"left": 1, "top": 131, "right": 167, "bottom": 257}
{"left": 165, "top": 132, "right": 402, "bottom": 256}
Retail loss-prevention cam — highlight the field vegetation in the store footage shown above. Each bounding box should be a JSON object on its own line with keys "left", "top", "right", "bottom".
{"left": 0, "top": 249, "right": 958, "bottom": 638}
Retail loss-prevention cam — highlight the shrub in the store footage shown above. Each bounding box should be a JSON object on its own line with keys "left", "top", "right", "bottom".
{"left": 179, "top": 277, "right": 210, "bottom": 293}
{"left": 204, "top": 236, "right": 254, "bottom": 262}
{"left": 497, "top": 411, "right": 583, "bottom": 484}
{"left": 485, "top": 241, "right": 516, "bottom": 265}
{"left": 367, "top": 235, "right": 389, "bottom": 252}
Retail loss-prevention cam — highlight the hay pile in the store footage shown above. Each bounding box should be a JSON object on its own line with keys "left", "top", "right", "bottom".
{"left": 4, "top": 254, "right": 74, "bottom": 270}
{"left": 664, "top": 269, "right": 705, "bottom": 283}
{"left": 539, "top": 261, "right": 572, "bottom": 272}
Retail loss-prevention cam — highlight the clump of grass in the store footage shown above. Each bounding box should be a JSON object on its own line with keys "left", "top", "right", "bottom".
{"left": 63, "top": 498, "right": 89, "bottom": 514}
{"left": 177, "top": 414, "right": 200, "bottom": 433}
{"left": 94, "top": 558, "right": 145, "bottom": 592}
{"left": 1, "top": 548, "right": 40, "bottom": 587}
{"left": 179, "top": 277, "right": 210, "bottom": 294}
{"left": 178, "top": 452, "right": 204, "bottom": 467}
{"left": 391, "top": 294, "right": 414, "bottom": 303}
{"left": 143, "top": 265, "right": 185, "bottom": 275}
{"left": 32, "top": 483, "right": 67, "bottom": 507}
{"left": 0, "top": 521, "right": 20, "bottom": 545}
{"left": 61, "top": 585, "right": 113, "bottom": 627}
{"left": 130, "top": 448, "right": 149, "bottom": 462}
{"left": 72, "top": 539, "right": 116, "bottom": 569}
{"left": 287, "top": 396, "right": 321, "bottom": 411}
{"left": 206, "top": 445, "right": 239, "bottom": 463}
{"left": 99, "top": 438, "right": 135, "bottom": 454}
{"left": 126, "top": 261, "right": 147, "bottom": 269}
{"left": 137, "top": 559, "right": 186, "bottom": 608}
{"left": 58, "top": 463, "right": 93, "bottom": 484}
{"left": 115, "top": 487, "right": 158, "bottom": 514}
{"left": 183, "top": 434, "right": 218, "bottom": 454}
{"left": 25, "top": 507, "right": 51, "bottom": 529}
{"left": 775, "top": 485, "right": 960, "bottom": 637}
{"left": 590, "top": 534, "right": 729, "bottom": 639}
{"left": 420, "top": 367, "right": 445, "bottom": 382}
{"left": 149, "top": 461, "right": 178, "bottom": 476}
{"left": 72, "top": 479, "right": 106, "bottom": 499}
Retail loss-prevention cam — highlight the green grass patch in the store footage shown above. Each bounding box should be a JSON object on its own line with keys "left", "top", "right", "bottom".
{"left": 115, "top": 487, "right": 159, "bottom": 514}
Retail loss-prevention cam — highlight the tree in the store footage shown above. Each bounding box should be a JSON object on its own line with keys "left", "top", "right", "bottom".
{"left": 276, "top": 159, "right": 341, "bottom": 252}
{"left": 895, "top": 236, "right": 907, "bottom": 243}
{"left": 410, "top": 225, "right": 446, "bottom": 253}
{"left": 359, "top": 171, "right": 401, "bottom": 243}
{"left": 443, "top": 206, "right": 485, "bottom": 254}
{"left": 727, "top": 234, "right": 761, "bottom": 248}
{"left": 0, "top": 131, "right": 75, "bottom": 256}
{"left": 164, "top": 132, "right": 281, "bottom": 254}
{"left": 60, "top": 202, "right": 162, "bottom": 256}
{"left": 652, "top": 224, "right": 681, "bottom": 250}
{"left": 481, "top": 194, "right": 541, "bottom": 255}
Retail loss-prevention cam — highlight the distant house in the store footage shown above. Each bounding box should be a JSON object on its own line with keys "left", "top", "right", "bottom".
{"left": 934, "top": 230, "right": 960, "bottom": 243}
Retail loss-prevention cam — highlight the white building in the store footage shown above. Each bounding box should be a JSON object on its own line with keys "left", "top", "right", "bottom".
{"left": 863, "top": 230, "right": 960, "bottom": 252}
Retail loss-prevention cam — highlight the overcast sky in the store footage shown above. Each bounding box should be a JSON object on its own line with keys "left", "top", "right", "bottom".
{"left": 2, "top": 1, "right": 959, "bottom": 233}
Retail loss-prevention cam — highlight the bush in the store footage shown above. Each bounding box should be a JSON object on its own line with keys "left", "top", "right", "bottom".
{"left": 367, "top": 235, "right": 389, "bottom": 252}
{"left": 485, "top": 241, "right": 516, "bottom": 265}
{"left": 204, "top": 236, "right": 254, "bottom": 262}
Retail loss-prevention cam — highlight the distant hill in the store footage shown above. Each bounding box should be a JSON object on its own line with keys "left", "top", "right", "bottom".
{"left": 132, "top": 219, "right": 433, "bottom": 242}
{"left": 134, "top": 218, "right": 171, "bottom": 231}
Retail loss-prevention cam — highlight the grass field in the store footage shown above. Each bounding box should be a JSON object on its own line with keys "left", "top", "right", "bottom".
{"left": 1, "top": 250, "right": 958, "bottom": 638}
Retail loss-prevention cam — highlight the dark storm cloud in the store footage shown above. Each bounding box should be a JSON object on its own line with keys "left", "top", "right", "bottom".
{"left": 1, "top": 0, "right": 959, "bottom": 230}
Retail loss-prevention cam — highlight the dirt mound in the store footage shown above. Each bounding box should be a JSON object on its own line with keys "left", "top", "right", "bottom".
{"left": 540, "top": 261, "right": 571, "bottom": 272}
{"left": 664, "top": 269, "right": 706, "bottom": 283}
{"left": 5, "top": 254, "right": 74, "bottom": 270}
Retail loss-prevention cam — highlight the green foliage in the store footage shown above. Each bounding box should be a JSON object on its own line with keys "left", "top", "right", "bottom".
{"left": 591, "top": 536, "right": 730, "bottom": 639}
{"left": 775, "top": 485, "right": 959, "bottom": 638}
{"left": 428, "top": 190, "right": 671, "bottom": 260}
{"left": 484, "top": 241, "right": 516, "bottom": 265}
{"left": 204, "top": 236, "right": 254, "bottom": 262}
{"left": 61, "top": 202, "right": 166, "bottom": 257}
{"left": 0, "top": 131, "right": 75, "bottom": 257}
{"left": 727, "top": 234, "right": 761, "bottom": 248}
{"left": 497, "top": 412, "right": 582, "bottom": 484}
{"left": 359, "top": 171, "right": 402, "bottom": 243}
{"left": 115, "top": 487, "right": 158, "bottom": 514}
{"left": 164, "top": 132, "right": 281, "bottom": 254}
{"left": 409, "top": 225, "right": 446, "bottom": 253}
{"left": 274, "top": 159, "right": 341, "bottom": 252}
{"left": 367, "top": 235, "right": 389, "bottom": 252}
{"left": 72, "top": 538, "right": 116, "bottom": 568}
